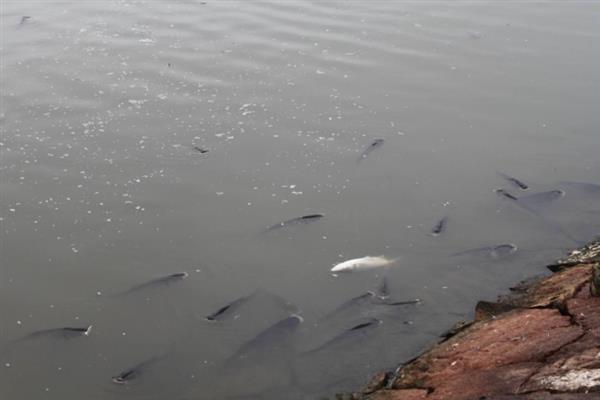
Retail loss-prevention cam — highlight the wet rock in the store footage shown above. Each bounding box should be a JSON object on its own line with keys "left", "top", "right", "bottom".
{"left": 590, "top": 264, "right": 600, "bottom": 296}
{"left": 567, "top": 282, "right": 600, "bottom": 331}
{"left": 549, "top": 240, "right": 600, "bottom": 271}
{"left": 474, "top": 301, "right": 520, "bottom": 321}
{"left": 357, "top": 241, "right": 600, "bottom": 400}
{"left": 439, "top": 320, "right": 472, "bottom": 341}
{"left": 389, "top": 309, "right": 583, "bottom": 399}
{"left": 499, "top": 265, "right": 592, "bottom": 309}
{"left": 365, "top": 389, "right": 428, "bottom": 400}
{"left": 362, "top": 372, "right": 389, "bottom": 394}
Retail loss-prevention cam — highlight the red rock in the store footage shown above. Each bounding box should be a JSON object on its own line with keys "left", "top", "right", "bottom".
{"left": 366, "top": 389, "right": 428, "bottom": 400}
{"left": 361, "top": 250, "right": 600, "bottom": 400}
{"left": 502, "top": 265, "right": 592, "bottom": 308}
{"left": 567, "top": 284, "right": 600, "bottom": 331}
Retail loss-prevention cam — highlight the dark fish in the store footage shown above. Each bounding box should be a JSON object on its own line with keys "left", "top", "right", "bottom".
{"left": 559, "top": 181, "right": 600, "bottom": 195}
{"left": 192, "top": 145, "right": 208, "bottom": 154}
{"left": 495, "top": 188, "right": 518, "bottom": 201}
{"left": 305, "top": 318, "right": 381, "bottom": 354}
{"left": 499, "top": 173, "right": 528, "bottom": 190}
{"left": 376, "top": 276, "right": 389, "bottom": 299}
{"left": 489, "top": 243, "right": 518, "bottom": 259}
{"left": 264, "top": 214, "right": 324, "bottom": 232}
{"left": 229, "top": 315, "right": 303, "bottom": 361}
{"left": 429, "top": 216, "right": 448, "bottom": 236}
{"left": 323, "top": 292, "right": 376, "bottom": 320}
{"left": 206, "top": 295, "right": 252, "bottom": 321}
{"left": 21, "top": 326, "right": 92, "bottom": 340}
{"left": 357, "top": 138, "right": 384, "bottom": 162}
{"left": 453, "top": 243, "right": 517, "bottom": 260}
{"left": 19, "top": 16, "right": 31, "bottom": 26}
{"left": 496, "top": 188, "right": 578, "bottom": 244}
{"left": 518, "top": 190, "right": 565, "bottom": 210}
{"left": 119, "top": 272, "right": 188, "bottom": 296}
{"left": 496, "top": 188, "right": 564, "bottom": 210}
{"left": 112, "top": 356, "right": 162, "bottom": 384}
{"left": 324, "top": 289, "right": 416, "bottom": 321}
{"left": 381, "top": 299, "right": 420, "bottom": 306}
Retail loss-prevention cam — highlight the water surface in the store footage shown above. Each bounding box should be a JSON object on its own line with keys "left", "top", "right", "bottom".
{"left": 1, "top": 1, "right": 600, "bottom": 399}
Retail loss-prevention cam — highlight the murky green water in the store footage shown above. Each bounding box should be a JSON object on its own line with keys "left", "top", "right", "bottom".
{"left": 1, "top": 1, "right": 599, "bottom": 399}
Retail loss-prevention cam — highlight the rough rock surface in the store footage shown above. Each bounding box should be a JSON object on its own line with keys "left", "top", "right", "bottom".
{"left": 350, "top": 240, "right": 600, "bottom": 400}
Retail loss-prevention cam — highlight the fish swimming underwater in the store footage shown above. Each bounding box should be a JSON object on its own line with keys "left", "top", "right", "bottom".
{"left": 453, "top": 243, "right": 518, "bottom": 260}
{"left": 264, "top": 214, "right": 324, "bottom": 232}
{"left": 112, "top": 356, "right": 163, "bottom": 384}
{"left": 559, "top": 181, "right": 600, "bottom": 195}
{"left": 331, "top": 256, "right": 395, "bottom": 273}
{"left": 495, "top": 189, "right": 564, "bottom": 212}
{"left": 499, "top": 173, "right": 529, "bottom": 190}
{"left": 304, "top": 318, "right": 382, "bottom": 354}
{"left": 205, "top": 290, "right": 297, "bottom": 322}
{"left": 117, "top": 272, "right": 188, "bottom": 296}
{"left": 191, "top": 145, "right": 209, "bottom": 154}
{"left": 206, "top": 295, "right": 252, "bottom": 321}
{"left": 357, "top": 139, "right": 384, "bottom": 162}
{"left": 18, "top": 16, "right": 31, "bottom": 26}
{"left": 227, "top": 315, "right": 303, "bottom": 362}
{"left": 20, "top": 326, "right": 93, "bottom": 341}
{"left": 429, "top": 216, "right": 448, "bottom": 236}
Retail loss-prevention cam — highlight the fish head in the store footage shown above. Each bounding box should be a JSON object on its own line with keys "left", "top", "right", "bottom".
{"left": 331, "top": 261, "right": 357, "bottom": 272}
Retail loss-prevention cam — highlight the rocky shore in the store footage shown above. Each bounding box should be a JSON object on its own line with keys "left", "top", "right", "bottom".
{"left": 347, "top": 240, "right": 600, "bottom": 400}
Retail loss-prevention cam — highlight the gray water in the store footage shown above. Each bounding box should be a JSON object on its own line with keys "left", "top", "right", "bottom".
{"left": 1, "top": 1, "right": 600, "bottom": 399}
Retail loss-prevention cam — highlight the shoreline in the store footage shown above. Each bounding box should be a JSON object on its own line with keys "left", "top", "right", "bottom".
{"left": 345, "top": 240, "right": 600, "bottom": 400}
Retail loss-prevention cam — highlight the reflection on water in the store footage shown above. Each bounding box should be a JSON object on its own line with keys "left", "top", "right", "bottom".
{"left": 1, "top": 1, "right": 600, "bottom": 398}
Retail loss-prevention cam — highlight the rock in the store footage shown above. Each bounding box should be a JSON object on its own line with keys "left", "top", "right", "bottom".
{"left": 474, "top": 300, "right": 519, "bottom": 321}
{"left": 365, "top": 389, "right": 428, "bottom": 400}
{"left": 549, "top": 240, "right": 600, "bottom": 271}
{"left": 362, "top": 372, "right": 389, "bottom": 394}
{"left": 498, "top": 265, "right": 592, "bottom": 309}
{"left": 590, "top": 263, "right": 600, "bottom": 296}
{"left": 388, "top": 308, "right": 583, "bottom": 400}
{"left": 357, "top": 241, "right": 600, "bottom": 400}
{"left": 439, "top": 320, "right": 472, "bottom": 341}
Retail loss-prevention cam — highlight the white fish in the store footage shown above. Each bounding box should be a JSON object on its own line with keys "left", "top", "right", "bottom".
{"left": 331, "top": 256, "right": 395, "bottom": 273}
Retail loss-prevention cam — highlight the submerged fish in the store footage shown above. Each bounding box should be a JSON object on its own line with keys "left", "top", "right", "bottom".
{"left": 324, "top": 289, "right": 418, "bottom": 321}
{"left": 21, "top": 325, "right": 92, "bottom": 340}
{"left": 429, "top": 216, "right": 448, "bottom": 236}
{"left": 205, "top": 289, "right": 298, "bottom": 322}
{"left": 19, "top": 16, "right": 31, "bottom": 26}
{"left": 496, "top": 188, "right": 564, "bottom": 210}
{"left": 112, "top": 356, "right": 163, "bottom": 384}
{"left": 119, "top": 272, "right": 188, "bottom": 296}
{"left": 206, "top": 295, "right": 252, "bottom": 321}
{"left": 518, "top": 190, "right": 565, "bottom": 210}
{"left": 499, "top": 173, "right": 529, "bottom": 190}
{"left": 264, "top": 214, "right": 324, "bottom": 232}
{"left": 191, "top": 145, "right": 209, "bottom": 154}
{"left": 357, "top": 139, "right": 384, "bottom": 162}
{"left": 453, "top": 243, "right": 518, "bottom": 260}
{"left": 323, "top": 292, "right": 377, "bottom": 320}
{"left": 331, "top": 256, "right": 395, "bottom": 273}
{"left": 229, "top": 315, "right": 303, "bottom": 361}
{"left": 305, "top": 318, "right": 381, "bottom": 354}
{"left": 495, "top": 188, "right": 578, "bottom": 244}
{"left": 377, "top": 276, "right": 390, "bottom": 299}
{"left": 559, "top": 181, "right": 600, "bottom": 195}
{"left": 495, "top": 188, "right": 518, "bottom": 201}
